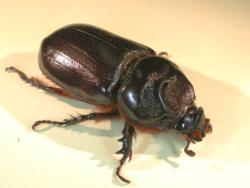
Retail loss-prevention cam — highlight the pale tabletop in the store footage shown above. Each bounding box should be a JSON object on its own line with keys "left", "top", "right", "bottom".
{"left": 0, "top": 1, "right": 250, "bottom": 188}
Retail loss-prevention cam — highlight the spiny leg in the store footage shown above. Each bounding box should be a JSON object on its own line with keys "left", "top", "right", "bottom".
{"left": 5, "top": 66, "right": 73, "bottom": 98}
{"left": 32, "top": 111, "right": 119, "bottom": 130}
{"left": 116, "top": 122, "right": 135, "bottom": 183}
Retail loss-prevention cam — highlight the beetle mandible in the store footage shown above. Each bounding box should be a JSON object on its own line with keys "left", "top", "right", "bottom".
{"left": 6, "top": 24, "right": 212, "bottom": 183}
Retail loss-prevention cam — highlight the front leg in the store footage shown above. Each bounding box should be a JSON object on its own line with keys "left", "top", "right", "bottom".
{"left": 116, "top": 122, "right": 135, "bottom": 183}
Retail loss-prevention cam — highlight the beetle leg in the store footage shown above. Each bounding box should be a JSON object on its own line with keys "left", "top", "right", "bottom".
{"left": 32, "top": 111, "right": 119, "bottom": 130}
{"left": 5, "top": 66, "right": 73, "bottom": 98}
{"left": 116, "top": 122, "right": 135, "bottom": 183}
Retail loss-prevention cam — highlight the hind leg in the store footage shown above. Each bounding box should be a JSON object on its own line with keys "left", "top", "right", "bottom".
{"left": 5, "top": 66, "right": 73, "bottom": 98}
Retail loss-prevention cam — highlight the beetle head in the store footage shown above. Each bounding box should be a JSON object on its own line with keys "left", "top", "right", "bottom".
{"left": 175, "top": 105, "right": 212, "bottom": 142}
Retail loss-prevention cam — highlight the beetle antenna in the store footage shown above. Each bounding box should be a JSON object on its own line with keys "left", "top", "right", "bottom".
{"left": 184, "top": 137, "right": 196, "bottom": 157}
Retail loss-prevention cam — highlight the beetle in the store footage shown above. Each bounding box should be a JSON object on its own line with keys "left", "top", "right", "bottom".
{"left": 6, "top": 24, "right": 212, "bottom": 183}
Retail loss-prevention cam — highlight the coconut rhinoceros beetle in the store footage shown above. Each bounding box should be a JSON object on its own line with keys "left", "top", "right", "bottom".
{"left": 6, "top": 24, "right": 212, "bottom": 183}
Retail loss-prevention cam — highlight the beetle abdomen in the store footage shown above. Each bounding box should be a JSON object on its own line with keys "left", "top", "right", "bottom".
{"left": 39, "top": 24, "right": 155, "bottom": 104}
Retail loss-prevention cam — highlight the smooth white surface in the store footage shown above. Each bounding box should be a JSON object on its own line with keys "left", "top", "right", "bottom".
{"left": 0, "top": 1, "right": 250, "bottom": 187}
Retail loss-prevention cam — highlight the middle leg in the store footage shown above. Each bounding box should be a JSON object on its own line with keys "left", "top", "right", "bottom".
{"left": 32, "top": 111, "right": 119, "bottom": 130}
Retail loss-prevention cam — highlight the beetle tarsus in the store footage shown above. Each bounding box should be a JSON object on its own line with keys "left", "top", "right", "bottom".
{"left": 116, "top": 166, "right": 130, "bottom": 184}
{"left": 116, "top": 122, "right": 135, "bottom": 183}
{"left": 184, "top": 137, "right": 196, "bottom": 157}
{"left": 6, "top": 66, "right": 31, "bottom": 81}
{"left": 32, "top": 111, "right": 119, "bottom": 130}
{"left": 5, "top": 66, "right": 73, "bottom": 98}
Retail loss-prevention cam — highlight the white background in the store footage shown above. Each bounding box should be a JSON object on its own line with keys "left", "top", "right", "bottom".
{"left": 0, "top": 1, "right": 250, "bottom": 187}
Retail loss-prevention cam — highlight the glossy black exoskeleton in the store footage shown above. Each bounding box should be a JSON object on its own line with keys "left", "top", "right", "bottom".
{"left": 6, "top": 24, "right": 212, "bottom": 183}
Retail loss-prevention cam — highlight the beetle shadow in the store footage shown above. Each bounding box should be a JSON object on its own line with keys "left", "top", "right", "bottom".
{"left": 1, "top": 52, "right": 250, "bottom": 184}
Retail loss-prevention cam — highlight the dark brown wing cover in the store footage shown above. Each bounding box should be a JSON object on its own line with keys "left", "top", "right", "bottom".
{"left": 39, "top": 24, "right": 155, "bottom": 104}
